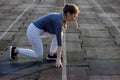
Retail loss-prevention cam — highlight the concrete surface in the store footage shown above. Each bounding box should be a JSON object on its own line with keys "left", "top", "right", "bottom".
{"left": 0, "top": 0, "right": 120, "bottom": 80}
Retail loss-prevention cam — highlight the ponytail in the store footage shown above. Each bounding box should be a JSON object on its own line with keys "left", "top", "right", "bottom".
{"left": 63, "top": 21, "right": 67, "bottom": 30}
{"left": 63, "top": 4, "right": 69, "bottom": 15}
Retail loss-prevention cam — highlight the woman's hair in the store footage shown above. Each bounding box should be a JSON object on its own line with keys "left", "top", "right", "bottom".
{"left": 63, "top": 3, "right": 80, "bottom": 30}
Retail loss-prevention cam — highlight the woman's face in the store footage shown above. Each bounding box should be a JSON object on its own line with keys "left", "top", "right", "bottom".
{"left": 65, "top": 12, "right": 77, "bottom": 21}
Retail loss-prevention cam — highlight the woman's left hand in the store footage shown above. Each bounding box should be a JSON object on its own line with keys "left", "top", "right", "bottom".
{"left": 55, "top": 46, "right": 62, "bottom": 67}
{"left": 55, "top": 58, "right": 62, "bottom": 67}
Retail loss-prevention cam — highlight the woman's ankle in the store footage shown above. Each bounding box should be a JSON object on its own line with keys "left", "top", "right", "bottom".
{"left": 49, "top": 52, "right": 54, "bottom": 56}
{"left": 14, "top": 48, "right": 19, "bottom": 53}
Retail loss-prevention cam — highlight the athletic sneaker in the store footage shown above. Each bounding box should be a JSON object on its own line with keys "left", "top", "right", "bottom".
{"left": 10, "top": 46, "right": 18, "bottom": 59}
{"left": 47, "top": 53, "right": 57, "bottom": 60}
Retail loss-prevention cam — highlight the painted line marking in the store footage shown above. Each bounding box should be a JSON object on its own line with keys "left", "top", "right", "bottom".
{"left": 0, "top": 1, "right": 34, "bottom": 41}
{"left": 92, "top": 0, "right": 120, "bottom": 33}
{"left": 62, "top": 30, "right": 67, "bottom": 80}
{"left": 62, "top": 0, "right": 67, "bottom": 80}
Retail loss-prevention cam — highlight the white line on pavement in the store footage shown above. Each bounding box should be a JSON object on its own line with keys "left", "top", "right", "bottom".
{"left": 0, "top": 2, "right": 34, "bottom": 41}
{"left": 92, "top": 0, "right": 120, "bottom": 33}
{"left": 62, "top": 0, "right": 67, "bottom": 80}
{"left": 62, "top": 30, "right": 67, "bottom": 80}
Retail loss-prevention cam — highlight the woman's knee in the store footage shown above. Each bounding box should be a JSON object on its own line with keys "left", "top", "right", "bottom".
{"left": 35, "top": 52, "right": 43, "bottom": 58}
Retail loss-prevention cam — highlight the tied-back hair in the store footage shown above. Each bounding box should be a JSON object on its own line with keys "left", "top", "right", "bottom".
{"left": 63, "top": 3, "right": 80, "bottom": 30}
{"left": 63, "top": 20, "right": 67, "bottom": 30}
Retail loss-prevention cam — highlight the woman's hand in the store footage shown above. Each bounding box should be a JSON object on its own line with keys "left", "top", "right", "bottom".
{"left": 55, "top": 46, "right": 62, "bottom": 67}
{"left": 55, "top": 58, "right": 62, "bottom": 67}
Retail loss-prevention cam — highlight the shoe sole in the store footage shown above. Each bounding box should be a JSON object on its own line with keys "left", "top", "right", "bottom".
{"left": 9, "top": 46, "right": 13, "bottom": 59}
{"left": 46, "top": 57, "right": 56, "bottom": 60}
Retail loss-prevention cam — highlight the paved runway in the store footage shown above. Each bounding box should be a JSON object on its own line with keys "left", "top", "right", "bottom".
{"left": 0, "top": 0, "right": 120, "bottom": 80}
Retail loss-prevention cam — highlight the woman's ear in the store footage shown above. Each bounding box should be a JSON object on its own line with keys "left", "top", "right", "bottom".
{"left": 66, "top": 12, "right": 71, "bottom": 17}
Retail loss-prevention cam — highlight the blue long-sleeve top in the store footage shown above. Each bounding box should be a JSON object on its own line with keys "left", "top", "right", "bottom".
{"left": 33, "top": 12, "right": 63, "bottom": 46}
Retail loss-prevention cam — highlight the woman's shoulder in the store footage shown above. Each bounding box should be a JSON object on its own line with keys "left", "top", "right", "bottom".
{"left": 46, "top": 12, "right": 61, "bottom": 16}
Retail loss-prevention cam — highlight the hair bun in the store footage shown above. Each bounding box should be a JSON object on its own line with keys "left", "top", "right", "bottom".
{"left": 64, "top": 3, "right": 69, "bottom": 8}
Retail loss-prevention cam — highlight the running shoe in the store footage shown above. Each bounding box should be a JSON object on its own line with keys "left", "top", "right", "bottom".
{"left": 47, "top": 53, "right": 57, "bottom": 60}
{"left": 10, "top": 46, "right": 18, "bottom": 59}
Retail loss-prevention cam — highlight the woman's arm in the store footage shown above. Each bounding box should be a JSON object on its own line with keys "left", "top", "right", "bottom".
{"left": 55, "top": 46, "right": 62, "bottom": 67}
{"left": 55, "top": 22, "right": 63, "bottom": 67}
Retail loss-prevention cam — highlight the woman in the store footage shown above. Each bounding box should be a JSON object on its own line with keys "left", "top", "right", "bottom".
{"left": 10, "top": 3, "right": 80, "bottom": 67}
